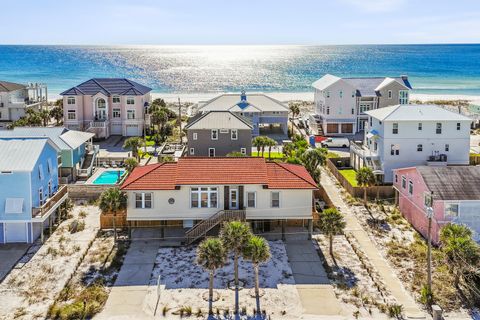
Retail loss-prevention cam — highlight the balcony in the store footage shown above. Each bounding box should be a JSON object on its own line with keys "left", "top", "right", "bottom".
{"left": 350, "top": 142, "right": 379, "bottom": 158}
{"left": 427, "top": 154, "right": 448, "bottom": 167}
{"left": 32, "top": 185, "right": 68, "bottom": 220}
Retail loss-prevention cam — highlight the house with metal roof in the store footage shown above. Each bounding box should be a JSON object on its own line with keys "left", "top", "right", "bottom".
{"left": 0, "top": 81, "right": 48, "bottom": 129}
{"left": 60, "top": 78, "right": 152, "bottom": 138}
{"left": 393, "top": 166, "right": 480, "bottom": 243}
{"left": 0, "top": 139, "right": 68, "bottom": 244}
{"left": 185, "top": 111, "right": 253, "bottom": 157}
{"left": 0, "top": 127, "right": 97, "bottom": 182}
{"left": 193, "top": 91, "right": 289, "bottom": 140}
{"left": 120, "top": 157, "right": 317, "bottom": 243}
{"left": 311, "top": 74, "right": 412, "bottom": 135}
{"left": 350, "top": 104, "right": 471, "bottom": 183}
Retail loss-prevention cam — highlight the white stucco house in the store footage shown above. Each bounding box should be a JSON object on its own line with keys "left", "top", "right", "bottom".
{"left": 121, "top": 157, "right": 317, "bottom": 244}
{"left": 350, "top": 104, "right": 471, "bottom": 183}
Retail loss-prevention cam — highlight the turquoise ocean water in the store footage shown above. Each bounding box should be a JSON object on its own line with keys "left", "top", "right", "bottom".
{"left": 1, "top": 44, "right": 480, "bottom": 97}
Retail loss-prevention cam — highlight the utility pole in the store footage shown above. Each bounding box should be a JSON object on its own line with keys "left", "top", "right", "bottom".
{"left": 178, "top": 97, "right": 182, "bottom": 144}
{"left": 425, "top": 191, "right": 434, "bottom": 305}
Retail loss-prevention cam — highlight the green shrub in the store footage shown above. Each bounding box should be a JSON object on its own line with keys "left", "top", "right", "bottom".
{"left": 387, "top": 304, "right": 403, "bottom": 318}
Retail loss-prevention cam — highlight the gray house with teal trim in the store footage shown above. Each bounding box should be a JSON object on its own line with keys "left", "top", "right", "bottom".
{"left": 0, "top": 127, "right": 96, "bottom": 182}
{"left": 195, "top": 91, "right": 289, "bottom": 140}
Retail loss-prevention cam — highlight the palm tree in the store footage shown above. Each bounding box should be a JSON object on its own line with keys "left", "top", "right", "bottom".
{"left": 124, "top": 157, "right": 138, "bottom": 172}
{"left": 99, "top": 187, "right": 127, "bottom": 243}
{"left": 49, "top": 106, "right": 64, "bottom": 126}
{"left": 317, "top": 208, "right": 346, "bottom": 258}
{"left": 440, "top": 223, "right": 479, "bottom": 287}
{"left": 300, "top": 148, "right": 327, "bottom": 183}
{"left": 252, "top": 136, "right": 265, "bottom": 157}
{"left": 244, "top": 236, "right": 271, "bottom": 318}
{"left": 356, "top": 167, "right": 376, "bottom": 206}
{"left": 39, "top": 109, "right": 51, "bottom": 126}
{"left": 196, "top": 238, "right": 227, "bottom": 317}
{"left": 289, "top": 103, "right": 300, "bottom": 135}
{"left": 264, "top": 137, "right": 276, "bottom": 160}
{"left": 220, "top": 221, "right": 253, "bottom": 317}
{"left": 123, "top": 137, "right": 144, "bottom": 161}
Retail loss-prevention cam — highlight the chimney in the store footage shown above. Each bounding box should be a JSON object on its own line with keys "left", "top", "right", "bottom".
{"left": 240, "top": 90, "right": 247, "bottom": 102}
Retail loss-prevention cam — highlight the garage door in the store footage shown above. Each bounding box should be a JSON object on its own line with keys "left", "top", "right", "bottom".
{"left": 111, "top": 123, "right": 122, "bottom": 135}
{"left": 5, "top": 223, "right": 28, "bottom": 243}
{"left": 326, "top": 123, "right": 339, "bottom": 134}
{"left": 341, "top": 123, "right": 353, "bottom": 134}
{"left": 125, "top": 125, "right": 139, "bottom": 136}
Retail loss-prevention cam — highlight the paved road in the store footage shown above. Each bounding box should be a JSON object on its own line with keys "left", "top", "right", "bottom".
{"left": 0, "top": 244, "right": 29, "bottom": 282}
{"left": 285, "top": 240, "right": 342, "bottom": 317}
{"left": 320, "top": 168, "right": 426, "bottom": 319}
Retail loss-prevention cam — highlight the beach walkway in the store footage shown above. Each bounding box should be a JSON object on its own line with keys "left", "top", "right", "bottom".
{"left": 320, "top": 169, "right": 426, "bottom": 319}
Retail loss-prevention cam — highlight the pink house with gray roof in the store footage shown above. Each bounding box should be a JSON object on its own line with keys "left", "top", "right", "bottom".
{"left": 393, "top": 166, "right": 480, "bottom": 244}
{"left": 61, "top": 78, "right": 152, "bottom": 138}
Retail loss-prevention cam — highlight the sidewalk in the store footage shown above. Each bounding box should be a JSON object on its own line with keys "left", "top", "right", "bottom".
{"left": 320, "top": 169, "right": 426, "bottom": 319}
{"left": 285, "top": 240, "right": 342, "bottom": 317}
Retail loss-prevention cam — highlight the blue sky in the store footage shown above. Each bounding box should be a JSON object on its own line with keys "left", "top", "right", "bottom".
{"left": 1, "top": 0, "right": 479, "bottom": 45}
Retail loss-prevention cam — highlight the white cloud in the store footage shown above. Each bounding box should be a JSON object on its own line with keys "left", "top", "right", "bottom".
{"left": 340, "top": 0, "right": 407, "bottom": 13}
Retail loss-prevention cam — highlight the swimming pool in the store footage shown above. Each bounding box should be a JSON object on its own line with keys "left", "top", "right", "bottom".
{"left": 93, "top": 170, "right": 126, "bottom": 185}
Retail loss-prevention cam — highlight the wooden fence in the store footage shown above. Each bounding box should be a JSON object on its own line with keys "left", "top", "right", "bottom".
{"left": 100, "top": 211, "right": 128, "bottom": 229}
{"left": 470, "top": 154, "right": 480, "bottom": 165}
{"left": 326, "top": 157, "right": 394, "bottom": 200}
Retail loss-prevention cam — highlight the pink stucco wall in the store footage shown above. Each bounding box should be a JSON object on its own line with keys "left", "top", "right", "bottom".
{"left": 393, "top": 167, "right": 448, "bottom": 244}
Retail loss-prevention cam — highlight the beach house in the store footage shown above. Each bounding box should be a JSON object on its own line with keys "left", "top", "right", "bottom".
{"left": 194, "top": 91, "right": 289, "bottom": 140}
{"left": 120, "top": 157, "right": 317, "bottom": 243}
{"left": 185, "top": 111, "right": 253, "bottom": 157}
{"left": 0, "top": 139, "right": 68, "bottom": 243}
{"left": 349, "top": 104, "right": 471, "bottom": 183}
{"left": 312, "top": 74, "right": 412, "bottom": 135}
{"left": 0, "top": 81, "right": 48, "bottom": 129}
{"left": 0, "top": 127, "right": 97, "bottom": 182}
{"left": 61, "top": 78, "right": 152, "bottom": 138}
{"left": 393, "top": 166, "right": 480, "bottom": 243}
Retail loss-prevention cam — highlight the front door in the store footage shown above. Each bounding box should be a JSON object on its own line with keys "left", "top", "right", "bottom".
{"left": 230, "top": 189, "right": 238, "bottom": 209}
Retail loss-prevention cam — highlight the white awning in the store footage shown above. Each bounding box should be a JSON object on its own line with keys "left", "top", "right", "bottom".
{"left": 5, "top": 198, "right": 24, "bottom": 214}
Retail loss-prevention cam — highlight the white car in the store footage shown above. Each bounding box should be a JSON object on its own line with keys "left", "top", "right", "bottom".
{"left": 321, "top": 137, "right": 350, "bottom": 148}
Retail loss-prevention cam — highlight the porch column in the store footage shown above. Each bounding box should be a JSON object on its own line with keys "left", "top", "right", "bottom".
{"left": 49, "top": 215, "right": 53, "bottom": 236}
{"left": 394, "top": 189, "right": 398, "bottom": 207}
{"left": 308, "top": 219, "right": 313, "bottom": 240}
{"left": 40, "top": 226, "right": 44, "bottom": 243}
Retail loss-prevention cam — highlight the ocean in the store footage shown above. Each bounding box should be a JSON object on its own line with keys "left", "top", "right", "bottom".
{"left": 1, "top": 44, "right": 480, "bottom": 97}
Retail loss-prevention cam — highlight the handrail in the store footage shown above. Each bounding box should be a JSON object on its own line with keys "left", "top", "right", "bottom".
{"left": 32, "top": 185, "right": 68, "bottom": 218}
{"left": 185, "top": 209, "right": 246, "bottom": 245}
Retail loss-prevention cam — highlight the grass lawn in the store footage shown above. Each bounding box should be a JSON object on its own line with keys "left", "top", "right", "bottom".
{"left": 327, "top": 152, "right": 340, "bottom": 158}
{"left": 251, "top": 151, "right": 285, "bottom": 159}
{"left": 339, "top": 169, "right": 358, "bottom": 187}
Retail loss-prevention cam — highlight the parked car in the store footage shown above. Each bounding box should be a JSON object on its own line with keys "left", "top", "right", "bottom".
{"left": 321, "top": 137, "right": 350, "bottom": 148}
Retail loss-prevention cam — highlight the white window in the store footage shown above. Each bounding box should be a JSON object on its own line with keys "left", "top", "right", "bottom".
{"left": 390, "top": 144, "right": 399, "bottom": 156}
{"left": 339, "top": 90, "right": 343, "bottom": 98}
{"left": 209, "top": 148, "right": 215, "bottom": 157}
{"left": 240, "top": 148, "right": 246, "bottom": 155}
{"left": 418, "top": 123, "right": 422, "bottom": 130}
{"left": 127, "top": 110, "right": 135, "bottom": 119}
{"left": 401, "top": 176, "right": 406, "bottom": 189}
{"left": 326, "top": 107, "right": 330, "bottom": 115}
{"left": 135, "top": 192, "right": 152, "bottom": 209}
{"left": 126, "top": 97, "right": 135, "bottom": 105}
{"left": 231, "top": 129, "right": 238, "bottom": 140}
{"left": 39, "top": 187, "right": 44, "bottom": 205}
{"left": 352, "top": 91, "right": 355, "bottom": 98}
{"left": 190, "top": 187, "right": 218, "bottom": 208}
{"left": 220, "top": 128, "right": 229, "bottom": 133}
{"left": 271, "top": 192, "right": 280, "bottom": 208}
{"left": 445, "top": 144, "right": 449, "bottom": 152}
{"left": 457, "top": 122, "right": 461, "bottom": 130}
{"left": 48, "top": 180, "right": 52, "bottom": 196}
{"left": 67, "top": 97, "right": 75, "bottom": 105}
{"left": 190, "top": 148, "right": 195, "bottom": 155}
{"left": 399, "top": 90, "right": 409, "bottom": 104}
{"left": 47, "top": 158, "right": 53, "bottom": 174}
{"left": 445, "top": 203, "right": 459, "bottom": 217}
{"left": 326, "top": 91, "right": 330, "bottom": 98}
{"left": 67, "top": 110, "right": 76, "bottom": 120}
{"left": 417, "top": 144, "right": 423, "bottom": 152}
{"left": 5, "top": 198, "right": 24, "bottom": 214}
{"left": 436, "top": 123, "right": 442, "bottom": 134}
{"left": 388, "top": 90, "right": 392, "bottom": 99}
{"left": 193, "top": 132, "right": 198, "bottom": 140}
{"left": 408, "top": 180, "right": 413, "bottom": 195}
{"left": 394, "top": 174, "right": 398, "bottom": 183}
{"left": 38, "top": 164, "right": 44, "bottom": 180}
{"left": 351, "top": 108, "right": 355, "bottom": 115}
{"left": 392, "top": 123, "right": 398, "bottom": 134}
{"left": 211, "top": 129, "right": 218, "bottom": 140}
{"left": 247, "top": 192, "right": 256, "bottom": 208}
{"left": 113, "top": 108, "right": 121, "bottom": 118}
{"left": 113, "top": 96, "right": 120, "bottom": 103}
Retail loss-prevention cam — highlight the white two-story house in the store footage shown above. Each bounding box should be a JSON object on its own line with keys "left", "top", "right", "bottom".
{"left": 312, "top": 74, "right": 412, "bottom": 135}
{"left": 350, "top": 104, "right": 471, "bottom": 183}
{"left": 61, "top": 78, "right": 152, "bottom": 138}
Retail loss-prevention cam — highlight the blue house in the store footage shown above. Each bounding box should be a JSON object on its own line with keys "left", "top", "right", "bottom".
{"left": 195, "top": 91, "right": 289, "bottom": 139}
{"left": 0, "top": 127, "right": 97, "bottom": 182}
{"left": 0, "top": 139, "right": 68, "bottom": 243}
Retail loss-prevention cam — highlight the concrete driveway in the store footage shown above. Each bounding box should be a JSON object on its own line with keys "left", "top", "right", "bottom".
{"left": 0, "top": 244, "right": 30, "bottom": 281}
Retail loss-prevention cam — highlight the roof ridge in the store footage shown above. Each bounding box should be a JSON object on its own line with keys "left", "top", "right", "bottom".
{"left": 91, "top": 79, "right": 111, "bottom": 95}
{"left": 272, "top": 162, "right": 318, "bottom": 188}
{"left": 121, "top": 163, "right": 166, "bottom": 189}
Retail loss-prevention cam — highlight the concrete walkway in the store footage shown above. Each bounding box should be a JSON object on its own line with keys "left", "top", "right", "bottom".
{"left": 320, "top": 169, "right": 425, "bottom": 319}
{"left": 0, "top": 244, "right": 30, "bottom": 281}
{"left": 285, "top": 240, "right": 342, "bottom": 317}
{"left": 97, "top": 229, "right": 160, "bottom": 320}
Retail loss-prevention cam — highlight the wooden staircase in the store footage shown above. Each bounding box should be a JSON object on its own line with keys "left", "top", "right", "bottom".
{"left": 185, "top": 210, "right": 246, "bottom": 245}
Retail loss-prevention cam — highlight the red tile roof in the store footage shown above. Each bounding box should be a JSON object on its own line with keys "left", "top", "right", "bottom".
{"left": 121, "top": 157, "right": 317, "bottom": 190}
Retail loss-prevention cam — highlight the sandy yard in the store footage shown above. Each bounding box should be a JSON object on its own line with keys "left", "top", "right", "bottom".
{"left": 0, "top": 206, "right": 100, "bottom": 320}
{"left": 143, "top": 240, "right": 303, "bottom": 319}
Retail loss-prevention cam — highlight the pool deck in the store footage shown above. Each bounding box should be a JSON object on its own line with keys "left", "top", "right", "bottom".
{"left": 85, "top": 168, "right": 126, "bottom": 185}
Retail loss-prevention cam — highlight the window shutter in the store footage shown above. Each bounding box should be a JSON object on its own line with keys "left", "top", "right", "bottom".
{"left": 224, "top": 186, "right": 229, "bottom": 210}
{"left": 238, "top": 186, "right": 244, "bottom": 209}
{"left": 47, "top": 158, "right": 53, "bottom": 174}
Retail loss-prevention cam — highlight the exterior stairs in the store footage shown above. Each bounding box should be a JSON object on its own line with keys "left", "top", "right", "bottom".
{"left": 185, "top": 210, "right": 246, "bottom": 245}
{"left": 82, "top": 153, "right": 94, "bottom": 170}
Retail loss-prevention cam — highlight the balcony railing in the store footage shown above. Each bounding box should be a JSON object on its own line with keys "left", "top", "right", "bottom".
{"left": 32, "top": 185, "right": 68, "bottom": 219}
{"left": 427, "top": 154, "right": 447, "bottom": 162}
{"left": 349, "top": 143, "right": 379, "bottom": 158}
